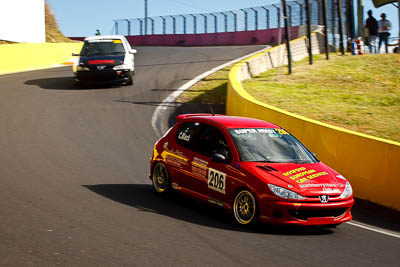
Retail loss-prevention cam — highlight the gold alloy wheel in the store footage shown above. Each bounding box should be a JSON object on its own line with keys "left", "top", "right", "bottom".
{"left": 152, "top": 163, "right": 169, "bottom": 193}
{"left": 233, "top": 190, "right": 257, "bottom": 225}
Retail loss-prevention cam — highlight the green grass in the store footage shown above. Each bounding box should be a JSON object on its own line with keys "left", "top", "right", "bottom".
{"left": 178, "top": 53, "right": 400, "bottom": 142}
{"left": 244, "top": 54, "right": 400, "bottom": 142}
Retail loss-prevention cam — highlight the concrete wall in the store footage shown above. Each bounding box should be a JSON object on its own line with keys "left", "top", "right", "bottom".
{"left": 0, "top": 43, "right": 82, "bottom": 75}
{"left": 227, "top": 34, "right": 400, "bottom": 211}
{"left": 0, "top": 0, "right": 45, "bottom": 43}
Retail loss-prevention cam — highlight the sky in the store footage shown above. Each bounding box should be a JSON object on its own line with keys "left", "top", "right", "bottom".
{"left": 47, "top": 0, "right": 398, "bottom": 38}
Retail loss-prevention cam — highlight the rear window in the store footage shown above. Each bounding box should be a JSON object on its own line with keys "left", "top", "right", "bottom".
{"left": 176, "top": 122, "right": 202, "bottom": 149}
{"left": 80, "top": 40, "right": 125, "bottom": 56}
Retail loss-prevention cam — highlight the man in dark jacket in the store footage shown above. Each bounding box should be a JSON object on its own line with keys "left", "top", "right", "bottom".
{"left": 365, "top": 10, "right": 378, "bottom": 54}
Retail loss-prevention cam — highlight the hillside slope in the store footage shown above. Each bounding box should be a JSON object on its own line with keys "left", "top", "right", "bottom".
{"left": 45, "top": 1, "right": 72, "bottom": 42}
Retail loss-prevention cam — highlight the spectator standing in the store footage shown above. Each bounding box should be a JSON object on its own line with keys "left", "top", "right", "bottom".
{"left": 378, "top": 13, "right": 392, "bottom": 53}
{"left": 95, "top": 29, "right": 101, "bottom": 36}
{"left": 365, "top": 10, "right": 379, "bottom": 54}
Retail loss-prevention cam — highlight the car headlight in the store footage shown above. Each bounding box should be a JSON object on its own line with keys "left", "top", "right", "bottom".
{"left": 268, "top": 184, "right": 305, "bottom": 200}
{"left": 77, "top": 65, "right": 90, "bottom": 71}
{"left": 113, "top": 64, "right": 129, "bottom": 70}
{"left": 339, "top": 182, "right": 353, "bottom": 199}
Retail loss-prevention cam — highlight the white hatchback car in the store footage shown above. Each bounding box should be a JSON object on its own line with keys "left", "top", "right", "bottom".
{"left": 72, "top": 35, "right": 137, "bottom": 86}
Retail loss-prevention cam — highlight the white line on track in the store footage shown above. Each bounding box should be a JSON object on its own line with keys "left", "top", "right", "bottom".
{"left": 150, "top": 47, "right": 400, "bottom": 240}
{"left": 151, "top": 46, "right": 269, "bottom": 137}
{"left": 346, "top": 221, "right": 400, "bottom": 239}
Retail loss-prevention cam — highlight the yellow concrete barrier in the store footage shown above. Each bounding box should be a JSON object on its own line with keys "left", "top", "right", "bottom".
{"left": 227, "top": 43, "right": 400, "bottom": 211}
{"left": 0, "top": 42, "right": 83, "bottom": 75}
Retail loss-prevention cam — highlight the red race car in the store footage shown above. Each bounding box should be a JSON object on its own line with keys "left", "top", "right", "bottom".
{"left": 150, "top": 114, "right": 354, "bottom": 226}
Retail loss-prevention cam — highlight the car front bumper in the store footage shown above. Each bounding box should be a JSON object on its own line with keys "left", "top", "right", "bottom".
{"left": 258, "top": 197, "right": 354, "bottom": 226}
{"left": 74, "top": 69, "right": 131, "bottom": 84}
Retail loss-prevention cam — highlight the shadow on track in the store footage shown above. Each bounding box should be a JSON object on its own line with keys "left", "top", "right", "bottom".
{"left": 83, "top": 183, "right": 334, "bottom": 236}
{"left": 25, "top": 77, "right": 124, "bottom": 90}
{"left": 351, "top": 199, "right": 400, "bottom": 233}
{"left": 115, "top": 100, "right": 181, "bottom": 108}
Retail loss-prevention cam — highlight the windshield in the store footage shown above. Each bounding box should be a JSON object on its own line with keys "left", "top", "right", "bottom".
{"left": 80, "top": 40, "right": 125, "bottom": 56}
{"left": 228, "top": 128, "right": 318, "bottom": 163}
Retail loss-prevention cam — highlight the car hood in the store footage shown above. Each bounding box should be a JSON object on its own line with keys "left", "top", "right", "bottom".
{"left": 242, "top": 161, "right": 347, "bottom": 196}
{"left": 79, "top": 55, "right": 125, "bottom": 67}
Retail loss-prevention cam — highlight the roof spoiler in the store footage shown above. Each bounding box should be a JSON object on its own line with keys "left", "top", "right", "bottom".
{"left": 176, "top": 113, "right": 219, "bottom": 123}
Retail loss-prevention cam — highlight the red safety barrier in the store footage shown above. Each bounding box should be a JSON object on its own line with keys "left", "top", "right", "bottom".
{"left": 69, "top": 26, "right": 300, "bottom": 47}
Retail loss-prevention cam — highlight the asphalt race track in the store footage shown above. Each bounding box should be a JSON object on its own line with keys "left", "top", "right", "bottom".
{"left": 0, "top": 46, "right": 399, "bottom": 266}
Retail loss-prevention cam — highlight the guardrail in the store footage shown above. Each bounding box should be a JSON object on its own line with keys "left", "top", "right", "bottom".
{"left": 226, "top": 33, "right": 400, "bottom": 211}
{"left": 0, "top": 43, "right": 82, "bottom": 75}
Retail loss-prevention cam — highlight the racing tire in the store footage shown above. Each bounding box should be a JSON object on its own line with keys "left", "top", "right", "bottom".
{"left": 126, "top": 71, "right": 133, "bottom": 86}
{"left": 233, "top": 190, "right": 258, "bottom": 225}
{"left": 74, "top": 80, "right": 83, "bottom": 89}
{"left": 152, "top": 162, "right": 170, "bottom": 195}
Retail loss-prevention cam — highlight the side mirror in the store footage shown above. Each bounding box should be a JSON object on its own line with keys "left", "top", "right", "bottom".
{"left": 72, "top": 53, "right": 79, "bottom": 56}
{"left": 211, "top": 153, "right": 226, "bottom": 163}
{"left": 130, "top": 49, "right": 137, "bottom": 54}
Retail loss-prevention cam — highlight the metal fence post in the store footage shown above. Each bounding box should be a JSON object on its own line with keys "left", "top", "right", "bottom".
{"left": 211, "top": 14, "right": 218, "bottom": 33}
{"left": 180, "top": 15, "right": 187, "bottom": 34}
{"left": 305, "top": 0, "right": 313, "bottom": 64}
{"left": 231, "top": 11, "right": 238, "bottom": 31}
{"left": 241, "top": 9, "right": 248, "bottom": 31}
{"left": 149, "top": 17, "right": 154, "bottom": 35}
{"left": 138, "top": 18, "right": 143, "bottom": 35}
{"left": 336, "top": 0, "right": 345, "bottom": 55}
{"left": 144, "top": 0, "right": 148, "bottom": 35}
{"left": 190, "top": 14, "right": 197, "bottom": 34}
{"left": 295, "top": 1, "right": 303, "bottom": 25}
{"left": 250, "top": 8, "right": 259, "bottom": 30}
{"left": 398, "top": 0, "right": 400, "bottom": 48}
{"left": 171, "top": 16, "right": 176, "bottom": 34}
{"left": 273, "top": 4, "right": 280, "bottom": 29}
{"left": 261, "top": 7, "right": 270, "bottom": 29}
{"left": 114, "top": 20, "right": 119, "bottom": 35}
{"left": 282, "top": 0, "right": 292, "bottom": 74}
{"left": 162, "top": 16, "right": 166, "bottom": 34}
{"left": 125, "top": 19, "right": 131, "bottom": 35}
{"left": 200, "top": 14, "right": 207, "bottom": 33}
{"left": 322, "top": 0, "right": 329, "bottom": 59}
{"left": 314, "top": 0, "right": 322, "bottom": 25}
{"left": 222, "top": 12, "right": 228, "bottom": 32}
{"left": 331, "top": 0, "right": 337, "bottom": 52}
{"left": 347, "top": 0, "right": 355, "bottom": 39}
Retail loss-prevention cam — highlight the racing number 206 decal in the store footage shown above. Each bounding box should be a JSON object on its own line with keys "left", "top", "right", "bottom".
{"left": 208, "top": 168, "right": 226, "bottom": 194}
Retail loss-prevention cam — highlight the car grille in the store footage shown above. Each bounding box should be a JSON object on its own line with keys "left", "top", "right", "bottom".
{"left": 289, "top": 208, "right": 348, "bottom": 220}
{"left": 304, "top": 195, "right": 341, "bottom": 202}
{"left": 88, "top": 65, "right": 114, "bottom": 70}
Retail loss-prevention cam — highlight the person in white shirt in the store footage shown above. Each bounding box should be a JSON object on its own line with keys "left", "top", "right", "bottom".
{"left": 378, "top": 13, "right": 392, "bottom": 53}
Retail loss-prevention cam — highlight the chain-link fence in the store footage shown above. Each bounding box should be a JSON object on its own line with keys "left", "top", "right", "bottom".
{"left": 113, "top": 0, "right": 350, "bottom": 47}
